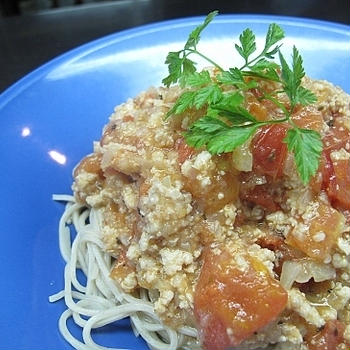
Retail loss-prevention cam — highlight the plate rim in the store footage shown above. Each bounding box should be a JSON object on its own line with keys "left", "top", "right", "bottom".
{"left": 0, "top": 12, "right": 349, "bottom": 349}
{"left": 0, "top": 13, "right": 349, "bottom": 110}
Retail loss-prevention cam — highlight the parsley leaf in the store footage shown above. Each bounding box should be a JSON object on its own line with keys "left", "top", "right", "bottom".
{"left": 184, "top": 71, "right": 212, "bottom": 87}
{"left": 264, "top": 23, "right": 285, "bottom": 53}
{"left": 291, "top": 46, "right": 305, "bottom": 87}
{"left": 217, "top": 69, "right": 244, "bottom": 85}
{"left": 185, "top": 117, "right": 259, "bottom": 154}
{"left": 184, "top": 116, "right": 228, "bottom": 148}
{"left": 284, "top": 128, "right": 323, "bottom": 185}
{"left": 188, "top": 116, "right": 229, "bottom": 134}
{"left": 235, "top": 28, "right": 256, "bottom": 63}
{"left": 180, "top": 58, "right": 197, "bottom": 82}
{"left": 163, "top": 55, "right": 197, "bottom": 87}
{"left": 163, "top": 12, "right": 321, "bottom": 184}
{"left": 192, "top": 84, "right": 223, "bottom": 109}
{"left": 162, "top": 11, "right": 220, "bottom": 87}
{"left": 206, "top": 125, "right": 259, "bottom": 154}
{"left": 166, "top": 82, "right": 223, "bottom": 117}
{"left": 250, "top": 58, "right": 280, "bottom": 71}
{"left": 295, "top": 86, "right": 317, "bottom": 106}
{"left": 236, "top": 23, "right": 284, "bottom": 71}
{"left": 167, "top": 91, "right": 195, "bottom": 116}
{"left": 162, "top": 51, "right": 182, "bottom": 87}
{"left": 218, "top": 106, "right": 257, "bottom": 125}
{"left": 213, "top": 91, "right": 244, "bottom": 109}
{"left": 278, "top": 46, "right": 317, "bottom": 110}
{"left": 185, "top": 10, "right": 218, "bottom": 50}
{"left": 278, "top": 50, "right": 295, "bottom": 101}
{"left": 217, "top": 68, "right": 257, "bottom": 89}
{"left": 210, "top": 92, "right": 257, "bottom": 125}
{"left": 247, "top": 59, "right": 281, "bottom": 81}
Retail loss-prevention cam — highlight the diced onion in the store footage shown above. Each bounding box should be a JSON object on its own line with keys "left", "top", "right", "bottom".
{"left": 280, "top": 260, "right": 336, "bottom": 290}
{"left": 232, "top": 139, "right": 253, "bottom": 172}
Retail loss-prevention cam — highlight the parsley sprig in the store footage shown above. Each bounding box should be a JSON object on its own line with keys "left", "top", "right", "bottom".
{"left": 162, "top": 11, "right": 322, "bottom": 184}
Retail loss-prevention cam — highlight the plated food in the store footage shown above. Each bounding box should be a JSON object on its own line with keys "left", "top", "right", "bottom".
{"left": 51, "top": 12, "right": 350, "bottom": 350}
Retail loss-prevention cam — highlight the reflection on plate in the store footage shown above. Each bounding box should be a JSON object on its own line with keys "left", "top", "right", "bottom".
{"left": 0, "top": 14, "right": 349, "bottom": 349}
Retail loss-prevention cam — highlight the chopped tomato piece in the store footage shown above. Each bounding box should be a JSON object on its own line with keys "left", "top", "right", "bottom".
{"left": 311, "top": 151, "right": 336, "bottom": 193}
{"left": 122, "top": 114, "right": 134, "bottom": 122}
{"left": 307, "top": 320, "right": 348, "bottom": 350}
{"left": 311, "top": 121, "right": 350, "bottom": 209}
{"left": 103, "top": 201, "right": 137, "bottom": 243}
{"left": 193, "top": 171, "right": 239, "bottom": 214}
{"left": 257, "top": 234, "right": 304, "bottom": 275}
{"left": 183, "top": 155, "right": 240, "bottom": 214}
{"left": 291, "top": 106, "right": 324, "bottom": 132}
{"left": 286, "top": 203, "right": 345, "bottom": 261}
{"left": 257, "top": 234, "right": 288, "bottom": 254}
{"left": 194, "top": 246, "right": 287, "bottom": 350}
{"left": 192, "top": 220, "right": 216, "bottom": 246}
{"left": 247, "top": 100, "right": 268, "bottom": 121}
{"left": 175, "top": 137, "right": 196, "bottom": 164}
{"left": 310, "top": 158, "right": 325, "bottom": 195}
{"left": 328, "top": 158, "right": 350, "bottom": 210}
{"left": 323, "top": 122, "right": 350, "bottom": 154}
{"left": 73, "top": 153, "right": 105, "bottom": 203}
{"left": 311, "top": 152, "right": 335, "bottom": 194}
{"left": 240, "top": 184, "right": 280, "bottom": 212}
{"left": 73, "top": 153, "right": 103, "bottom": 178}
{"left": 252, "top": 124, "right": 289, "bottom": 179}
{"left": 110, "top": 249, "right": 135, "bottom": 282}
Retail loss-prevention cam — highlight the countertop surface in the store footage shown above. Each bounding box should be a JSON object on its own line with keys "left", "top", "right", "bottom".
{"left": 0, "top": 0, "right": 349, "bottom": 93}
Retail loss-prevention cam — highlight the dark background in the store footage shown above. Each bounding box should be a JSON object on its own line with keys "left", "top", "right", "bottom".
{"left": 0, "top": 0, "right": 349, "bottom": 93}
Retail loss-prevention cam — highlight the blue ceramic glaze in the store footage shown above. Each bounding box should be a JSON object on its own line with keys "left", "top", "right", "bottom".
{"left": 0, "top": 15, "right": 349, "bottom": 349}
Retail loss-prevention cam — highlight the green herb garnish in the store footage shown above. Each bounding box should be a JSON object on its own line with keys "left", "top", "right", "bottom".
{"left": 162, "top": 11, "right": 322, "bottom": 185}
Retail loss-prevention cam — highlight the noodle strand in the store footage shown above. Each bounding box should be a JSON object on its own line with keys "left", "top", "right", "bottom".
{"left": 50, "top": 196, "right": 199, "bottom": 350}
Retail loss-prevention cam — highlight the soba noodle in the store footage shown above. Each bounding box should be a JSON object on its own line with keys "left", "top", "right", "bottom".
{"left": 50, "top": 194, "right": 199, "bottom": 350}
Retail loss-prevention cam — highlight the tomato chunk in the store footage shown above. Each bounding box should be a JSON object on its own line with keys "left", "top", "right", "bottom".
{"left": 323, "top": 121, "right": 350, "bottom": 154}
{"left": 194, "top": 246, "right": 287, "bottom": 350}
{"left": 175, "top": 137, "right": 195, "bottom": 164}
{"left": 257, "top": 234, "right": 304, "bottom": 275}
{"left": 183, "top": 155, "right": 240, "bottom": 214}
{"left": 74, "top": 153, "right": 103, "bottom": 178}
{"left": 110, "top": 249, "right": 136, "bottom": 291}
{"left": 247, "top": 100, "right": 268, "bottom": 121}
{"left": 252, "top": 124, "right": 288, "bottom": 179}
{"left": 291, "top": 106, "right": 324, "bottom": 132}
{"left": 240, "top": 184, "right": 280, "bottom": 212}
{"left": 286, "top": 203, "right": 345, "bottom": 261}
{"left": 312, "top": 122, "right": 350, "bottom": 209}
{"left": 328, "top": 157, "right": 350, "bottom": 210}
{"left": 307, "top": 320, "right": 348, "bottom": 350}
{"left": 310, "top": 152, "right": 334, "bottom": 194}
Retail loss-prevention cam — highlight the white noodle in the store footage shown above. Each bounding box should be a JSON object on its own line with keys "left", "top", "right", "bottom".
{"left": 50, "top": 195, "right": 199, "bottom": 350}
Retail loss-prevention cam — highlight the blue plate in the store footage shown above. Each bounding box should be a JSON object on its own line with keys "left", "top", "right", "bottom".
{"left": 0, "top": 14, "right": 349, "bottom": 349}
